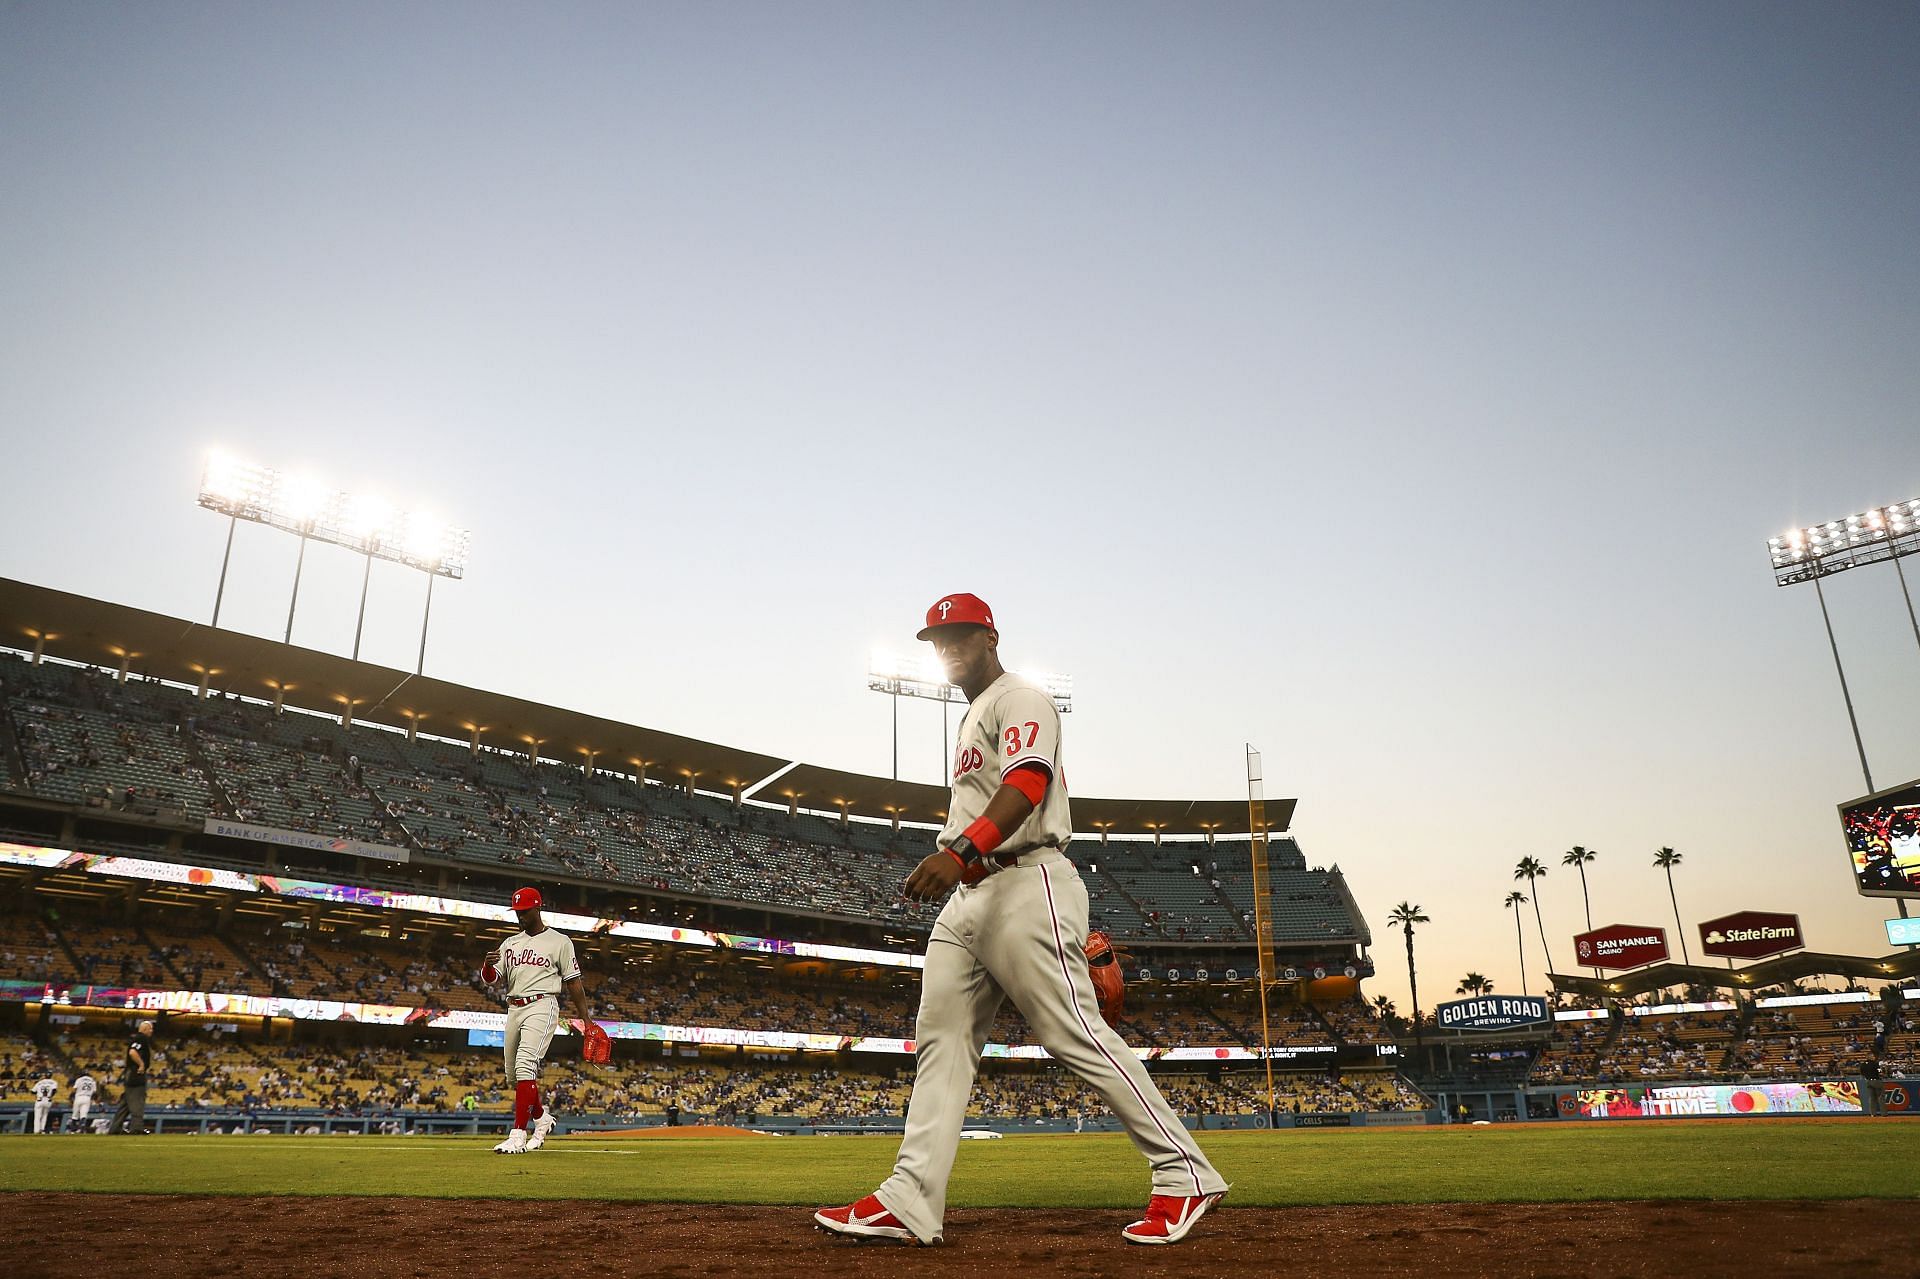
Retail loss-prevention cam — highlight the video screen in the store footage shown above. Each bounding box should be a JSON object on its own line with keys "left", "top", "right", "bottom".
{"left": 1840, "top": 779, "right": 1920, "bottom": 898}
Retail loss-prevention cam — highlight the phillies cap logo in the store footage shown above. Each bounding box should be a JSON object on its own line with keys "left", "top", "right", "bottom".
{"left": 917, "top": 592, "right": 995, "bottom": 639}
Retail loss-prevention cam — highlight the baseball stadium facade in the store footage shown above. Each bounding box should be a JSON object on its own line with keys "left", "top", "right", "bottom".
{"left": 0, "top": 577, "right": 1915, "bottom": 1134}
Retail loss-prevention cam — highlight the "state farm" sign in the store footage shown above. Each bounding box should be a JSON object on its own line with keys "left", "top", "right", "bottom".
{"left": 1572, "top": 923, "right": 1670, "bottom": 970}
{"left": 1699, "top": 911, "right": 1804, "bottom": 961}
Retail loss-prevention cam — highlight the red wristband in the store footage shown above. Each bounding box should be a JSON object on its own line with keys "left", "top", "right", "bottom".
{"left": 962, "top": 815, "right": 1005, "bottom": 857}
{"left": 945, "top": 848, "right": 971, "bottom": 872}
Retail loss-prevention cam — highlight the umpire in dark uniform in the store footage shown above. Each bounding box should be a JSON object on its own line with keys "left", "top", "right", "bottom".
{"left": 109, "top": 1018, "right": 154, "bottom": 1135}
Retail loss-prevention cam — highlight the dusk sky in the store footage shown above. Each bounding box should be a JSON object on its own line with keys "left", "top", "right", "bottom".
{"left": 3, "top": 3, "right": 1917, "bottom": 1012}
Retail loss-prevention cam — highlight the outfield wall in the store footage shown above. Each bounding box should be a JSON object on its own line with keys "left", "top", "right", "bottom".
{"left": 0, "top": 1105, "right": 1438, "bottom": 1136}
{"left": 1424, "top": 1078, "right": 1917, "bottom": 1123}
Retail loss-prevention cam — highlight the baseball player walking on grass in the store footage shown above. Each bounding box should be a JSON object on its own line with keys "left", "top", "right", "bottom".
{"left": 482, "top": 887, "right": 596, "bottom": 1154}
{"left": 815, "top": 594, "right": 1228, "bottom": 1247}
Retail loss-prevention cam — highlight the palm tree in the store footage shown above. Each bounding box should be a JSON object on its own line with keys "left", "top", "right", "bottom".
{"left": 1504, "top": 890, "right": 1529, "bottom": 992}
{"left": 1562, "top": 845, "right": 1597, "bottom": 932}
{"left": 1654, "top": 846, "right": 1691, "bottom": 964}
{"left": 1387, "top": 902, "right": 1430, "bottom": 1040}
{"left": 1515, "top": 856, "right": 1553, "bottom": 976}
{"left": 1456, "top": 972, "right": 1492, "bottom": 996}
{"left": 1371, "top": 994, "right": 1396, "bottom": 1024}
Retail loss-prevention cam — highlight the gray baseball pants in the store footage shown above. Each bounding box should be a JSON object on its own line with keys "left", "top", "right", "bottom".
{"left": 874, "top": 849, "right": 1226, "bottom": 1243}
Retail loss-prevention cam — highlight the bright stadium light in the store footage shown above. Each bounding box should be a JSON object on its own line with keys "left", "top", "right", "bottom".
{"left": 1013, "top": 667, "right": 1075, "bottom": 713}
{"left": 277, "top": 472, "right": 338, "bottom": 527}
{"left": 342, "top": 493, "right": 395, "bottom": 543}
{"left": 195, "top": 450, "right": 472, "bottom": 674}
{"left": 866, "top": 652, "right": 1072, "bottom": 782}
{"left": 200, "top": 452, "right": 275, "bottom": 513}
{"left": 1768, "top": 497, "right": 1920, "bottom": 583}
{"left": 401, "top": 512, "right": 448, "bottom": 566}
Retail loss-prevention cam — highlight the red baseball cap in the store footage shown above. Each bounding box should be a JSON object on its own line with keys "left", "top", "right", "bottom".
{"left": 917, "top": 593, "right": 996, "bottom": 640}
{"left": 510, "top": 887, "right": 542, "bottom": 912}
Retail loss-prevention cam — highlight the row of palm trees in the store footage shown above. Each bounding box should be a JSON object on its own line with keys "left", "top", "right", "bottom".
{"left": 1385, "top": 845, "right": 1696, "bottom": 1032}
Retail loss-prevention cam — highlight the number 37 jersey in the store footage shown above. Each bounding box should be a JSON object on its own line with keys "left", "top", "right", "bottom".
{"left": 940, "top": 672, "right": 1072, "bottom": 863}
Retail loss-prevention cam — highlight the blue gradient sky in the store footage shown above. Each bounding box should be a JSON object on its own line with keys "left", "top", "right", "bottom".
{"left": 3, "top": 3, "right": 1917, "bottom": 1010}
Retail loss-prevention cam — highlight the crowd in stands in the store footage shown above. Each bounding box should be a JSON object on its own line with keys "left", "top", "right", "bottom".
{"left": 1526, "top": 994, "right": 1919, "bottom": 1084}
{"left": 0, "top": 653, "right": 1371, "bottom": 953}
{"left": 1728, "top": 1002, "right": 1886, "bottom": 1080}
{"left": 1590, "top": 1010, "right": 1736, "bottom": 1081}
{"left": 1529, "top": 1016, "right": 1615, "bottom": 1083}
{"left": 1, "top": 901, "right": 1394, "bottom": 1063}
{"left": 8, "top": 1019, "right": 1429, "bottom": 1120}
{"left": 0, "top": 1033, "right": 61, "bottom": 1104}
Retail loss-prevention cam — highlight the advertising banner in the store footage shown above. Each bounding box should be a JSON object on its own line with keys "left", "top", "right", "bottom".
{"left": 1699, "top": 911, "right": 1803, "bottom": 961}
{"left": 1879, "top": 1082, "right": 1920, "bottom": 1114}
{"left": 1887, "top": 917, "right": 1920, "bottom": 947}
{"left": 1435, "top": 996, "right": 1549, "bottom": 1032}
{"left": 203, "top": 817, "right": 409, "bottom": 864}
{"left": 0, "top": 841, "right": 924, "bottom": 969}
{"left": 1572, "top": 923, "right": 1670, "bottom": 970}
{"left": 1575, "top": 1081, "right": 1863, "bottom": 1119}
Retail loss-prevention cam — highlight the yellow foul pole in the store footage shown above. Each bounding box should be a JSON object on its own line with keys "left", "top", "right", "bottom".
{"left": 1246, "top": 744, "right": 1276, "bottom": 1121}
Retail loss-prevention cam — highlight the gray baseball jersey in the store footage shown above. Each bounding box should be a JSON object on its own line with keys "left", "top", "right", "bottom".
{"left": 496, "top": 927, "right": 580, "bottom": 999}
{"left": 938, "top": 673, "right": 1071, "bottom": 863}
{"left": 492, "top": 927, "right": 579, "bottom": 1085}
{"left": 866, "top": 665, "right": 1225, "bottom": 1244}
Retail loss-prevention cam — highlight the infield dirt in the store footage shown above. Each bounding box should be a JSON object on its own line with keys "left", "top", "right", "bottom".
{"left": 8, "top": 1193, "right": 1917, "bottom": 1278}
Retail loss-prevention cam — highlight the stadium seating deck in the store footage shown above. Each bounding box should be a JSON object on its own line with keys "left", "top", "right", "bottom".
{"left": 0, "top": 655, "right": 1371, "bottom": 951}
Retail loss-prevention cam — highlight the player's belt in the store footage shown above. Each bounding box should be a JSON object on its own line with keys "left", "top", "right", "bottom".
{"left": 989, "top": 844, "right": 1065, "bottom": 868}
{"left": 507, "top": 994, "right": 554, "bottom": 1006}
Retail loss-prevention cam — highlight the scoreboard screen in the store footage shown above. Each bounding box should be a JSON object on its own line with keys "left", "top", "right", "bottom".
{"left": 1840, "top": 778, "right": 1920, "bottom": 898}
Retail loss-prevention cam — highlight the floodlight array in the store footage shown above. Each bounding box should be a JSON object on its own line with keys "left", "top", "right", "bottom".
{"left": 867, "top": 652, "right": 1073, "bottom": 712}
{"left": 867, "top": 652, "right": 958, "bottom": 703}
{"left": 198, "top": 452, "right": 470, "bottom": 578}
{"left": 1017, "top": 668, "right": 1075, "bottom": 712}
{"left": 1768, "top": 498, "right": 1920, "bottom": 586}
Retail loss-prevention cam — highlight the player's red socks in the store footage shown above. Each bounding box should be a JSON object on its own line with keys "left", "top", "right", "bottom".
{"left": 514, "top": 1080, "right": 543, "bottom": 1129}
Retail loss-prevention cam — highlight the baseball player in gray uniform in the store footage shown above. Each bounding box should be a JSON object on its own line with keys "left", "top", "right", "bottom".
{"left": 481, "top": 886, "right": 594, "bottom": 1154}
{"left": 816, "top": 594, "right": 1228, "bottom": 1246}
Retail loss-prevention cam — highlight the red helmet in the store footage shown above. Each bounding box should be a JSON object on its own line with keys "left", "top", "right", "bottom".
{"left": 510, "top": 887, "right": 543, "bottom": 912}
{"left": 917, "top": 593, "right": 995, "bottom": 640}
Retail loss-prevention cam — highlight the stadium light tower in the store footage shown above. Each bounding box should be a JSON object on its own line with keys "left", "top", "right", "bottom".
{"left": 1766, "top": 496, "right": 1920, "bottom": 794}
{"left": 1768, "top": 496, "right": 1920, "bottom": 926}
{"left": 866, "top": 652, "right": 1072, "bottom": 782}
{"left": 197, "top": 451, "right": 471, "bottom": 674}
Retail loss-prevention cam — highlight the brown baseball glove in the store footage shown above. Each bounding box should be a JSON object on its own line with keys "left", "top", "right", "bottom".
{"left": 1084, "top": 930, "right": 1125, "bottom": 1023}
{"left": 578, "top": 1019, "right": 612, "bottom": 1065}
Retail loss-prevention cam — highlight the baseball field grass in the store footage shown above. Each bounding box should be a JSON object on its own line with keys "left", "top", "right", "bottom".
{"left": 2, "top": 1120, "right": 1916, "bottom": 1205}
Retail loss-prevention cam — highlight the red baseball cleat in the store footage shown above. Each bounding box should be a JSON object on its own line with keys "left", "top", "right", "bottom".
{"left": 1121, "top": 1191, "right": 1225, "bottom": 1245}
{"left": 813, "top": 1193, "right": 922, "bottom": 1243}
